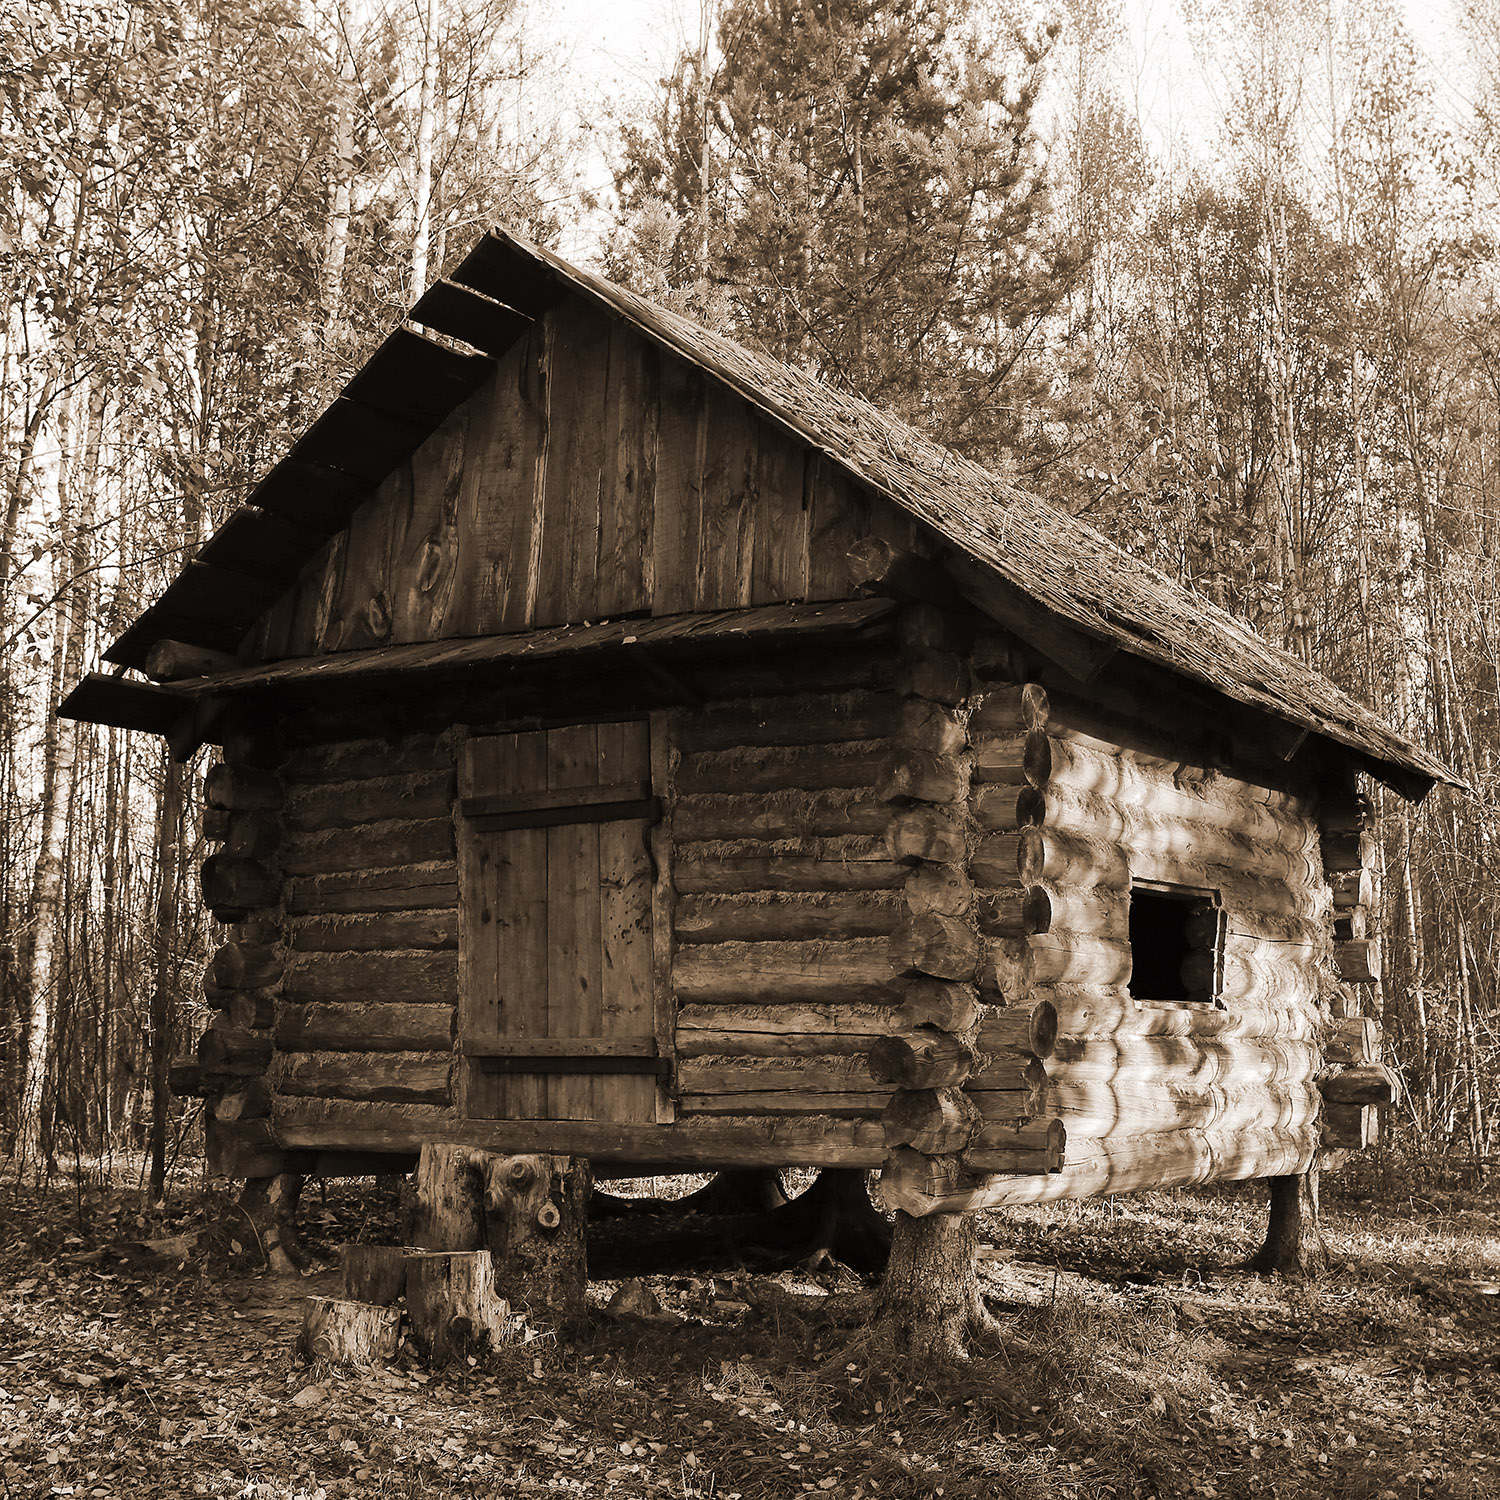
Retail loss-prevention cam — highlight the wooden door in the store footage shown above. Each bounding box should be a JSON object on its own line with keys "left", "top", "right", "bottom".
{"left": 456, "top": 720, "right": 663, "bottom": 1122}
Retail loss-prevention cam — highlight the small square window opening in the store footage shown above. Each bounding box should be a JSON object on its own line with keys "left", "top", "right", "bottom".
{"left": 1128, "top": 882, "right": 1225, "bottom": 1006}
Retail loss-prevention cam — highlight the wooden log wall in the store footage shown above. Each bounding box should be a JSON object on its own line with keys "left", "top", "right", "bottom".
{"left": 1314, "top": 771, "right": 1391, "bottom": 1152}
{"left": 195, "top": 713, "right": 304, "bottom": 1178}
{"left": 867, "top": 610, "right": 1066, "bottom": 1217}
{"left": 669, "top": 665, "right": 908, "bottom": 1119}
{"left": 269, "top": 732, "right": 460, "bottom": 1125}
{"left": 933, "top": 667, "right": 1330, "bottom": 1209}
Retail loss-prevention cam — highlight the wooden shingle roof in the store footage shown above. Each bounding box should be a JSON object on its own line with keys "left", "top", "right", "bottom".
{"left": 86, "top": 226, "right": 1455, "bottom": 795}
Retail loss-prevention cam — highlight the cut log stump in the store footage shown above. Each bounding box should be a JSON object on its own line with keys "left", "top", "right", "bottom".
{"left": 297, "top": 1297, "right": 401, "bottom": 1364}
{"left": 405, "top": 1250, "right": 513, "bottom": 1367}
{"left": 342, "top": 1244, "right": 410, "bottom": 1305}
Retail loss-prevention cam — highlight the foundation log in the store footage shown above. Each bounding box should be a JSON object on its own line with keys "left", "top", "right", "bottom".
{"left": 964, "top": 1117, "right": 1066, "bottom": 1172}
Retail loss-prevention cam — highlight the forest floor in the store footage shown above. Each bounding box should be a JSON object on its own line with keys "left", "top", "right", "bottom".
{"left": 0, "top": 1164, "right": 1497, "bottom": 1500}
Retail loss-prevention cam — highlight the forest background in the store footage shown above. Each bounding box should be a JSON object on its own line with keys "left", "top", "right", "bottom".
{"left": 2, "top": 0, "right": 1498, "bottom": 1189}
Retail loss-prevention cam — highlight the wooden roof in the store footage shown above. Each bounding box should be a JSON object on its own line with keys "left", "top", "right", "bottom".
{"left": 83, "top": 226, "right": 1453, "bottom": 795}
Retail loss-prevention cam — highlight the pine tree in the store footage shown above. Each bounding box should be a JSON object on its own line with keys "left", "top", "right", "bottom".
{"left": 611, "top": 0, "right": 1084, "bottom": 468}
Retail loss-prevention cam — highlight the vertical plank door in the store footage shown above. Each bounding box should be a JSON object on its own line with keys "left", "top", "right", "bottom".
{"left": 457, "top": 720, "right": 661, "bottom": 1123}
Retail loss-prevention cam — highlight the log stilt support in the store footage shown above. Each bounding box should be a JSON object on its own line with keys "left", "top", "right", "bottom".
{"left": 405, "top": 1142, "right": 591, "bottom": 1339}
{"left": 479, "top": 1154, "right": 591, "bottom": 1331}
{"left": 297, "top": 1297, "right": 401, "bottom": 1364}
{"left": 236, "top": 1173, "right": 310, "bottom": 1274}
{"left": 876, "top": 1209, "right": 997, "bottom": 1361}
{"left": 1248, "top": 1168, "right": 1327, "bottom": 1278}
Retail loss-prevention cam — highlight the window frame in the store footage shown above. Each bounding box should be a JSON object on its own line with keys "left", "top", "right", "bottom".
{"left": 1127, "top": 878, "right": 1227, "bottom": 1009}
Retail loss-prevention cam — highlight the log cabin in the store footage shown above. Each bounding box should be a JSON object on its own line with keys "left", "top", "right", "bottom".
{"left": 60, "top": 226, "right": 1456, "bottom": 1227}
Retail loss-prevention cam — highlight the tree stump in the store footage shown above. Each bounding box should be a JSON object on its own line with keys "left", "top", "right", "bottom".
{"left": 297, "top": 1297, "right": 401, "bottom": 1364}
{"left": 876, "top": 1209, "right": 995, "bottom": 1360}
{"left": 479, "top": 1154, "right": 591, "bottom": 1331}
{"left": 237, "top": 1173, "right": 310, "bottom": 1274}
{"left": 1249, "top": 1170, "right": 1328, "bottom": 1278}
{"left": 404, "top": 1251, "right": 512, "bottom": 1366}
{"left": 342, "top": 1244, "right": 410, "bottom": 1305}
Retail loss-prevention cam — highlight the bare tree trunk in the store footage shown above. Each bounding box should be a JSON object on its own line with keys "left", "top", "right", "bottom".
{"left": 409, "top": 0, "right": 439, "bottom": 299}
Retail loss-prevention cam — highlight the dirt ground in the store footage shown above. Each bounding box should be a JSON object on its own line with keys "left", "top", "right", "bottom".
{"left": 1, "top": 1167, "right": 1497, "bottom": 1499}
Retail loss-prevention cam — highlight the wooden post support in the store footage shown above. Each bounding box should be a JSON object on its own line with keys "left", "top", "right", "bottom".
{"left": 1248, "top": 1169, "right": 1327, "bottom": 1278}
{"left": 479, "top": 1154, "right": 591, "bottom": 1330}
{"left": 297, "top": 1297, "right": 401, "bottom": 1364}
{"left": 408, "top": 1141, "right": 487, "bottom": 1250}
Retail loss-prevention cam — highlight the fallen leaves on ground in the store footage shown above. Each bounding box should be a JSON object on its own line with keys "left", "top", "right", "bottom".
{"left": 0, "top": 1173, "right": 1496, "bottom": 1498}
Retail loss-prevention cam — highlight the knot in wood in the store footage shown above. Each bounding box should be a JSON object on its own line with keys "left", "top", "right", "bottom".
{"left": 536, "top": 1202, "right": 562, "bottom": 1231}
{"left": 508, "top": 1159, "right": 536, "bottom": 1187}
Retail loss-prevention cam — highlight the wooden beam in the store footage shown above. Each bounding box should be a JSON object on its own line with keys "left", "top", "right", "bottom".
{"left": 56, "top": 673, "right": 188, "bottom": 734}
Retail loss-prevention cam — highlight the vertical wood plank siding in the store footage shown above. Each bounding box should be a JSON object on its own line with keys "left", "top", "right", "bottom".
{"left": 246, "top": 295, "right": 914, "bottom": 663}
{"left": 970, "top": 682, "right": 1327, "bottom": 1205}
